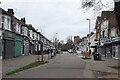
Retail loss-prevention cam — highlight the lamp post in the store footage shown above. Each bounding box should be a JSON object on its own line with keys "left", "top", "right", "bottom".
{"left": 86, "top": 18, "right": 91, "bottom": 54}
{"left": 54, "top": 33, "right": 58, "bottom": 55}
{"left": 55, "top": 33, "right": 58, "bottom": 49}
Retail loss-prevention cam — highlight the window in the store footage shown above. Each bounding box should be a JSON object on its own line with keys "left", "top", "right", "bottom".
{"left": 32, "top": 32, "right": 34, "bottom": 39}
{"left": 39, "top": 44, "right": 41, "bottom": 51}
{"left": 102, "top": 31, "right": 105, "bottom": 38}
{"left": 13, "top": 22, "right": 16, "bottom": 31}
{"left": 7, "top": 17, "right": 10, "bottom": 30}
{"left": 34, "top": 32, "right": 36, "bottom": 39}
{"left": 111, "top": 27, "right": 116, "bottom": 37}
{"left": 25, "top": 27, "right": 28, "bottom": 36}
{"left": 18, "top": 24, "right": 20, "bottom": 33}
{"left": 22, "top": 26, "right": 24, "bottom": 34}
{"left": 16, "top": 23, "right": 19, "bottom": 33}
{"left": 2, "top": 16, "right": 4, "bottom": 28}
{"left": 28, "top": 30, "right": 30, "bottom": 37}
{"left": 15, "top": 23, "right": 21, "bottom": 33}
{"left": 29, "top": 30, "right": 33, "bottom": 38}
{"left": 18, "top": 24, "right": 21, "bottom": 33}
{"left": 38, "top": 35, "right": 40, "bottom": 40}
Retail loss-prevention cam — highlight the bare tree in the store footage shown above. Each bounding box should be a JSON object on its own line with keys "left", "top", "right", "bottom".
{"left": 81, "top": 0, "right": 114, "bottom": 16}
{"left": 66, "top": 36, "right": 73, "bottom": 50}
{"left": 82, "top": 0, "right": 120, "bottom": 30}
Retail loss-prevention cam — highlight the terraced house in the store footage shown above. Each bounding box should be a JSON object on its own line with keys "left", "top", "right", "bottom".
{"left": 21, "top": 18, "right": 30, "bottom": 56}
{"left": 95, "top": 11, "right": 120, "bottom": 59}
{"left": 0, "top": 8, "right": 2, "bottom": 59}
{"left": 0, "top": 8, "right": 55, "bottom": 59}
{"left": 1, "top": 8, "right": 16, "bottom": 59}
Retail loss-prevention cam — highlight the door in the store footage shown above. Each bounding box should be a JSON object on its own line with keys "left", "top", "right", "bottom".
{"left": 4, "top": 40, "right": 14, "bottom": 59}
{"left": 115, "top": 46, "right": 118, "bottom": 59}
{"left": 15, "top": 40, "right": 22, "bottom": 57}
{"left": 24, "top": 40, "right": 29, "bottom": 55}
{"left": 118, "top": 45, "right": 120, "bottom": 59}
{"left": 0, "top": 39, "right": 2, "bottom": 57}
{"left": 112, "top": 46, "right": 115, "bottom": 58}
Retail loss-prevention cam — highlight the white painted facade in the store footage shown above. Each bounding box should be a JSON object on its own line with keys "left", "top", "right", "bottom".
{"left": 23, "top": 26, "right": 28, "bottom": 36}
{"left": 29, "top": 30, "right": 33, "bottom": 39}
{"left": 101, "top": 20, "right": 109, "bottom": 38}
{"left": 33, "top": 32, "right": 37, "bottom": 40}
{"left": 39, "top": 44, "right": 41, "bottom": 51}
{"left": 2, "top": 15, "right": 11, "bottom": 31}
{"left": 79, "top": 37, "right": 88, "bottom": 52}
{"left": 111, "top": 27, "right": 117, "bottom": 37}
{"left": 90, "top": 33, "right": 96, "bottom": 53}
{"left": 15, "top": 23, "right": 21, "bottom": 34}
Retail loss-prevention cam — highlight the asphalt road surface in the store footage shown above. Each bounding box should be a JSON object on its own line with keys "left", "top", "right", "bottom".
{"left": 6, "top": 52, "right": 86, "bottom": 78}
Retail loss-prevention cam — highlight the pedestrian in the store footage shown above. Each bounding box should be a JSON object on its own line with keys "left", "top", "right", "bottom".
{"left": 29, "top": 50, "right": 31, "bottom": 55}
{"left": 89, "top": 49, "right": 91, "bottom": 58}
{"left": 47, "top": 49, "right": 49, "bottom": 54}
{"left": 47, "top": 49, "right": 49, "bottom": 60}
{"left": 50, "top": 49, "right": 53, "bottom": 58}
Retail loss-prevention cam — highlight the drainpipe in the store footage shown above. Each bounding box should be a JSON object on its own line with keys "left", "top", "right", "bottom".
{"left": 98, "top": 20, "right": 102, "bottom": 60}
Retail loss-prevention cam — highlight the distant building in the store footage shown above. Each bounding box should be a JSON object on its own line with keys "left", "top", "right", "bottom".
{"left": 74, "top": 36, "right": 80, "bottom": 44}
{"left": 74, "top": 36, "right": 81, "bottom": 50}
{"left": 79, "top": 37, "right": 88, "bottom": 52}
{"left": 89, "top": 33, "right": 96, "bottom": 53}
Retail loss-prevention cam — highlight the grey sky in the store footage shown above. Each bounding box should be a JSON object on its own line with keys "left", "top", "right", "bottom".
{"left": 1, "top": 0, "right": 114, "bottom": 41}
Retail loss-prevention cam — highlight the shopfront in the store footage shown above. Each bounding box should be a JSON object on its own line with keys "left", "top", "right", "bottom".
{"left": 15, "top": 34, "right": 23, "bottom": 57}
{"left": 104, "top": 42, "right": 112, "bottom": 58}
{"left": 3, "top": 30, "right": 15, "bottom": 59}
{"left": 112, "top": 37, "right": 120, "bottom": 59}
{"left": 23, "top": 37, "right": 30, "bottom": 55}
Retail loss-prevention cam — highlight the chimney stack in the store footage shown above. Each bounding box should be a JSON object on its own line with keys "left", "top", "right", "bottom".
{"left": 21, "top": 17, "right": 26, "bottom": 24}
{"left": 7, "top": 9, "right": 14, "bottom": 16}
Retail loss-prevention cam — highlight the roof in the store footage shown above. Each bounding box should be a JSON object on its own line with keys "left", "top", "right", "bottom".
{"left": 27, "top": 24, "right": 36, "bottom": 32}
{"left": 101, "top": 11, "right": 113, "bottom": 21}
{"left": 0, "top": 8, "right": 11, "bottom": 16}
{"left": 0, "top": 8, "right": 26, "bottom": 26}
{"left": 108, "top": 12, "right": 118, "bottom": 28}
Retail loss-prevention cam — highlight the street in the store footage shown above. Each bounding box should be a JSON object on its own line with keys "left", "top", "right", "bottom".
{"left": 1, "top": 1, "right": 120, "bottom": 80}
{"left": 6, "top": 53, "right": 86, "bottom": 78}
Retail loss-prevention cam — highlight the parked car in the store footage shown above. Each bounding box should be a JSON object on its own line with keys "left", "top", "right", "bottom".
{"left": 68, "top": 49, "right": 73, "bottom": 53}
{"left": 76, "top": 50, "right": 81, "bottom": 54}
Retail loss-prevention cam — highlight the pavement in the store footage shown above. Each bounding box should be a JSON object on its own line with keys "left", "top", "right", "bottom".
{"left": 77, "top": 53, "right": 119, "bottom": 78}
{"left": 2, "top": 52, "right": 120, "bottom": 79}
{"left": 2, "top": 54, "right": 49, "bottom": 78}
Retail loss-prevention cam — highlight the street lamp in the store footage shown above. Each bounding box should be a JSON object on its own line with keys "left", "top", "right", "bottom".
{"left": 86, "top": 18, "right": 91, "bottom": 53}
{"left": 55, "top": 33, "right": 58, "bottom": 48}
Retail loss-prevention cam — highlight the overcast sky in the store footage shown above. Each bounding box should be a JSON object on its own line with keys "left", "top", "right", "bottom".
{"left": 0, "top": 0, "right": 114, "bottom": 42}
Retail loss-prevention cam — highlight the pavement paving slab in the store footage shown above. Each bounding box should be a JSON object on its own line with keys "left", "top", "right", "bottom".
{"left": 2, "top": 54, "right": 49, "bottom": 78}
{"left": 78, "top": 54, "right": 119, "bottom": 78}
